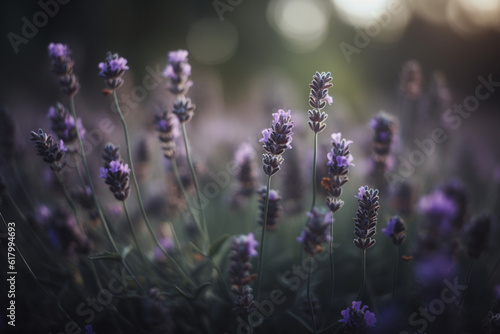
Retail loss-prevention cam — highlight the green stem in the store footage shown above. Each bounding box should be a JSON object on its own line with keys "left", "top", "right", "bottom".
{"left": 123, "top": 201, "right": 147, "bottom": 267}
{"left": 256, "top": 175, "right": 272, "bottom": 303}
{"left": 171, "top": 157, "right": 206, "bottom": 243}
{"left": 307, "top": 265, "right": 317, "bottom": 334}
{"left": 356, "top": 249, "right": 366, "bottom": 301}
{"left": 310, "top": 133, "right": 318, "bottom": 211}
{"left": 68, "top": 96, "right": 119, "bottom": 254}
{"left": 328, "top": 213, "right": 335, "bottom": 314}
{"left": 181, "top": 122, "right": 209, "bottom": 248}
{"left": 111, "top": 92, "right": 193, "bottom": 286}
{"left": 56, "top": 171, "right": 84, "bottom": 234}
{"left": 458, "top": 260, "right": 474, "bottom": 312}
{"left": 392, "top": 247, "right": 400, "bottom": 299}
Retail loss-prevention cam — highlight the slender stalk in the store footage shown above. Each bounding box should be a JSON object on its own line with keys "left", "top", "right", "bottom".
{"left": 328, "top": 213, "right": 335, "bottom": 312}
{"left": 56, "top": 171, "right": 84, "bottom": 234}
{"left": 171, "top": 157, "right": 206, "bottom": 243}
{"left": 5, "top": 191, "right": 27, "bottom": 222}
{"left": 458, "top": 260, "right": 474, "bottom": 312}
{"left": 256, "top": 175, "right": 272, "bottom": 303}
{"left": 122, "top": 201, "right": 147, "bottom": 267}
{"left": 181, "top": 122, "right": 209, "bottom": 247}
{"left": 307, "top": 265, "right": 317, "bottom": 334}
{"left": 392, "top": 247, "right": 400, "bottom": 299}
{"left": 310, "top": 133, "right": 318, "bottom": 211}
{"left": 68, "top": 96, "right": 119, "bottom": 254}
{"left": 10, "top": 159, "right": 36, "bottom": 209}
{"left": 356, "top": 249, "right": 366, "bottom": 301}
{"left": 111, "top": 92, "right": 193, "bottom": 286}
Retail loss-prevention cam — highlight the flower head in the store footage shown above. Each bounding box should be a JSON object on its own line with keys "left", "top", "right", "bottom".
{"left": 261, "top": 109, "right": 294, "bottom": 176}
{"left": 307, "top": 71, "right": 333, "bottom": 133}
{"left": 98, "top": 52, "right": 129, "bottom": 89}
{"left": 257, "top": 186, "right": 283, "bottom": 231}
{"left": 353, "top": 186, "right": 380, "bottom": 250}
{"left": 48, "top": 42, "right": 80, "bottom": 96}
{"left": 164, "top": 49, "right": 193, "bottom": 96}
{"left": 382, "top": 216, "right": 406, "bottom": 246}
{"left": 47, "top": 102, "right": 85, "bottom": 144}
{"left": 48, "top": 43, "right": 71, "bottom": 59}
{"left": 154, "top": 109, "right": 179, "bottom": 159}
{"left": 229, "top": 233, "right": 258, "bottom": 315}
{"left": 30, "top": 128, "right": 66, "bottom": 171}
{"left": 297, "top": 207, "right": 332, "bottom": 256}
{"left": 339, "top": 301, "right": 377, "bottom": 334}
{"left": 99, "top": 146, "right": 131, "bottom": 201}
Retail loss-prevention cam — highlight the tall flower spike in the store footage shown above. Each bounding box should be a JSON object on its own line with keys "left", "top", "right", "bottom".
{"left": 229, "top": 233, "right": 258, "bottom": 315}
{"left": 353, "top": 186, "right": 380, "bottom": 250}
{"left": 382, "top": 216, "right": 406, "bottom": 246}
{"left": 154, "top": 108, "right": 179, "bottom": 159}
{"left": 308, "top": 71, "right": 333, "bottom": 133}
{"left": 47, "top": 102, "right": 86, "bottom": 144}
{"left": 172, "top": 96, "right": 196, "bottom": 124}
{"left": 260, "top": 109, "right": 294, "bottom": 176}
{"left": 231, "top": 142, "right": 258, "bottom": 208}
{"left": 257, "top": 186, "right": 282, "bottom": 231}
{"left": 99, "top": 159, "right": 131, "bottom": 201}
{"left": 339, "top": 301, "right": 377, "bottom": 334}
{"left": 464, "top": 213, "right": 492, "bottom": 259}
{"left": 323, "top": 132, "right": 354, "bottom": 213}
{"left": 98, "top": 52, "right": 129, "bottom": 90}
{"left": 30, "top": 128, "right": 67, "bottom": 172}
{"left": 164, "top": 49, "right": 193, "bottom": 96}
{"left": 48, "top": 42, "right": 80, "bottom": 97}
{"left": 297, "top": 207, "right": 332, "bottom": 256}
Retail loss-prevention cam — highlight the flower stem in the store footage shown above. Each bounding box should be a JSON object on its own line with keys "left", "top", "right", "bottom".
{"left": 112, "top": 92, "right": 194, "bottom": 286}
{"left": 310, "top": 133, "right": 318, "bottom": 211}
{"left": 69, "top": 96, "right": 119, "bottom": 254}
{"left": 171, "top": 157, "right": 206, "bottom": 244}
{"left": 328, "top": 213, "right": 335, "bottom": 312}
{"left": 181, "top": 122, "right": 209, "bottom": 249}
{"left": 10, "top": 159, "right": 36, "bottom": 210}
{"left": 122, "top": 201, "right": 147, "bottom": 266}
{"left": 256, "top": 176, "right": 272, "bottom": 303}
{"left": 356, "top": 249, "right": 366, "bottom": 301}
{"left": 458, "top": 260, "right": 474, "bottom": 312}
{"left": 307, "top": 265, "right": 317, "bottom": 334}
{"left": 56, "top": 171, "right": 84, "bottom": 234}
{"left": 392, "top": 246, "right": 400, "bottom": 300}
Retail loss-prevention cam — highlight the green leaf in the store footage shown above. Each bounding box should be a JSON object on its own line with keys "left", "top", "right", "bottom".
{"left": 175, "top": 285, "right": 195, "bottom": 300}
{"left": 209, "top": 234, "right": 229, "bottom": 257}
{"left": 88, "top": 252, "right": 122, "bottom": 262}
{"left": 189, "top": 242, "right": 206, "bottom": 256}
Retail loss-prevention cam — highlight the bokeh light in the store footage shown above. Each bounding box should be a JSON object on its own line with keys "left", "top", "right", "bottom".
{"left": 267, "top": 0, "right": 329, "bottom": 53}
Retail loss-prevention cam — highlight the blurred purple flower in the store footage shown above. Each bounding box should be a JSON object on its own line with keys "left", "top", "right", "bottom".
{"left": 297, "top": 207, "right": 332, "bottom": 256}
{"left": 339, "top": 301, "right": 377, "bottom": 333}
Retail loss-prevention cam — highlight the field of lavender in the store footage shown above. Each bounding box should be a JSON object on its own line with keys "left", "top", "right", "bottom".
{"left": 1, "top": 2, "right": 500, "bottom": 334}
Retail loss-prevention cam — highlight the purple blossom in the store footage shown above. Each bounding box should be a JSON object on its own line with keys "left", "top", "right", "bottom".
{"left": 99, "top": 152, "right": 131, "bottom": 201}
{"left": 382, "top": 216, "right": 406, "bottom": 246}
{"left": 355, "top": 186, "right": 365, "bottom": 201}
{"left": 261, "top": 109, "right": 294, "bottom": 176}
{"left": 242, "top": 233, "right": 258, "bottom": 257}
{"left": 48, "top": 43, "right": 70, "bottom": 58}
{"left": 325, "top": 93, "right": 333, "bottom": 105}
{"left": 339, "top": 301, "right": 377, "bottom": 332}
{"left": 353, "top": 186, "right": 380, "bottom": 250}
{"left": 154, "top": 236, "right": 175, "bottom": 260}
{"left": 164, "top": 49, "right": 193, "bottom": 96}
{"left": 98, "top": 52, "right": 129, "bottom": 89}
{"left": 307, "top": 72, "right": 332, "bottom": 133}
{"left": 168, "top": 49, "right": 189, "bottom": 63}
{"left": 418, "top": 190, "right": 457, "bottom": 224}
{"left": 259, "top": 129, "right": 272, "bottom": 143}
{"left": 297, "top": 207, "right": 332, "bottom": 256}
{"left": 383, "top": 219, "right": 396, "bottom": 237}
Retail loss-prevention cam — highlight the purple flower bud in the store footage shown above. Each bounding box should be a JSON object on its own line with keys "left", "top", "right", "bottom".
{"left": 382, "top": 216, "right": 406, "bottom": 246}
{"left": 353, "top": 186, "right": 380, "bottom": 250}
{"left": 98, "top": 52, "right": 129, "bottom": 90}
{"left": 297, "top": 207, "right": 332, "bottom": 256}
{"left": 48, "top": 43, "right": 71, "bottom": 58}
{"left": 260, "top": 109, "right": 294, "bottom": 176}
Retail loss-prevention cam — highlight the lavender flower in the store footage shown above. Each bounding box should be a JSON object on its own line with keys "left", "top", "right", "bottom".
{"left": 163, "top": 49, "right": 193, "bottom": 96}
{"left": 48, "top": 42, "right": 80, "bottom": 96}
{"left": 98, "top": 52, "right": 129, "bottom": 90}
{"left": 322, "top": 132, "right": 354, "bottom": 213}
{"left": 30, "top": 128, "right": 67, "bottom": 172}
{"left": 418, "top": 190, "right": 457, "bottom": 235}
{"left": 371, "top": 112, "right": 395, "bottom": 158}
{"left": 229, "top": 233, "right": 258, "bottom": 315}
{"left": 257, "top": 186, "right": 282, "bottom": 230}
{"left": 234, "top": 142, "right": 258, "bottom": 198}
{"left": 382, "top": 216, "right": 406, "bottom": 246}
{"left": 99, "top": 160, "right": 131, "bottom": 201}
{"left": 102, "top": 142, "right": 121, "bottom": 169}
{"left": 339, "top": 301, "right": 377, "bottom": 334}
{"left": 464, "top": 213, "right": 492, "bottom": 259}
{"left": 297, "top": 207, "right": 332, "bottom": 256}
{"left": 353, "top": 186, "right": 380, "bottom": 250}
{"left": 307, "top": 71, "right": 333, "bottom": 133}
{"left": 47, "top": 102, "right": 85, "bottom": 144}
{"left": 142, "top": 288, "right": 174, "bottom": 334}
{"left": 260, "top": 109, "right": 294, "bottom": 176}
{"left": 153, "top": 236, "right": 175, "bottom": 261}
{"left": 172, "top": 96, "right": 196, "bottom": 124}
{"left": 154, "top": 108, "right": 179, "bottom": 159}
